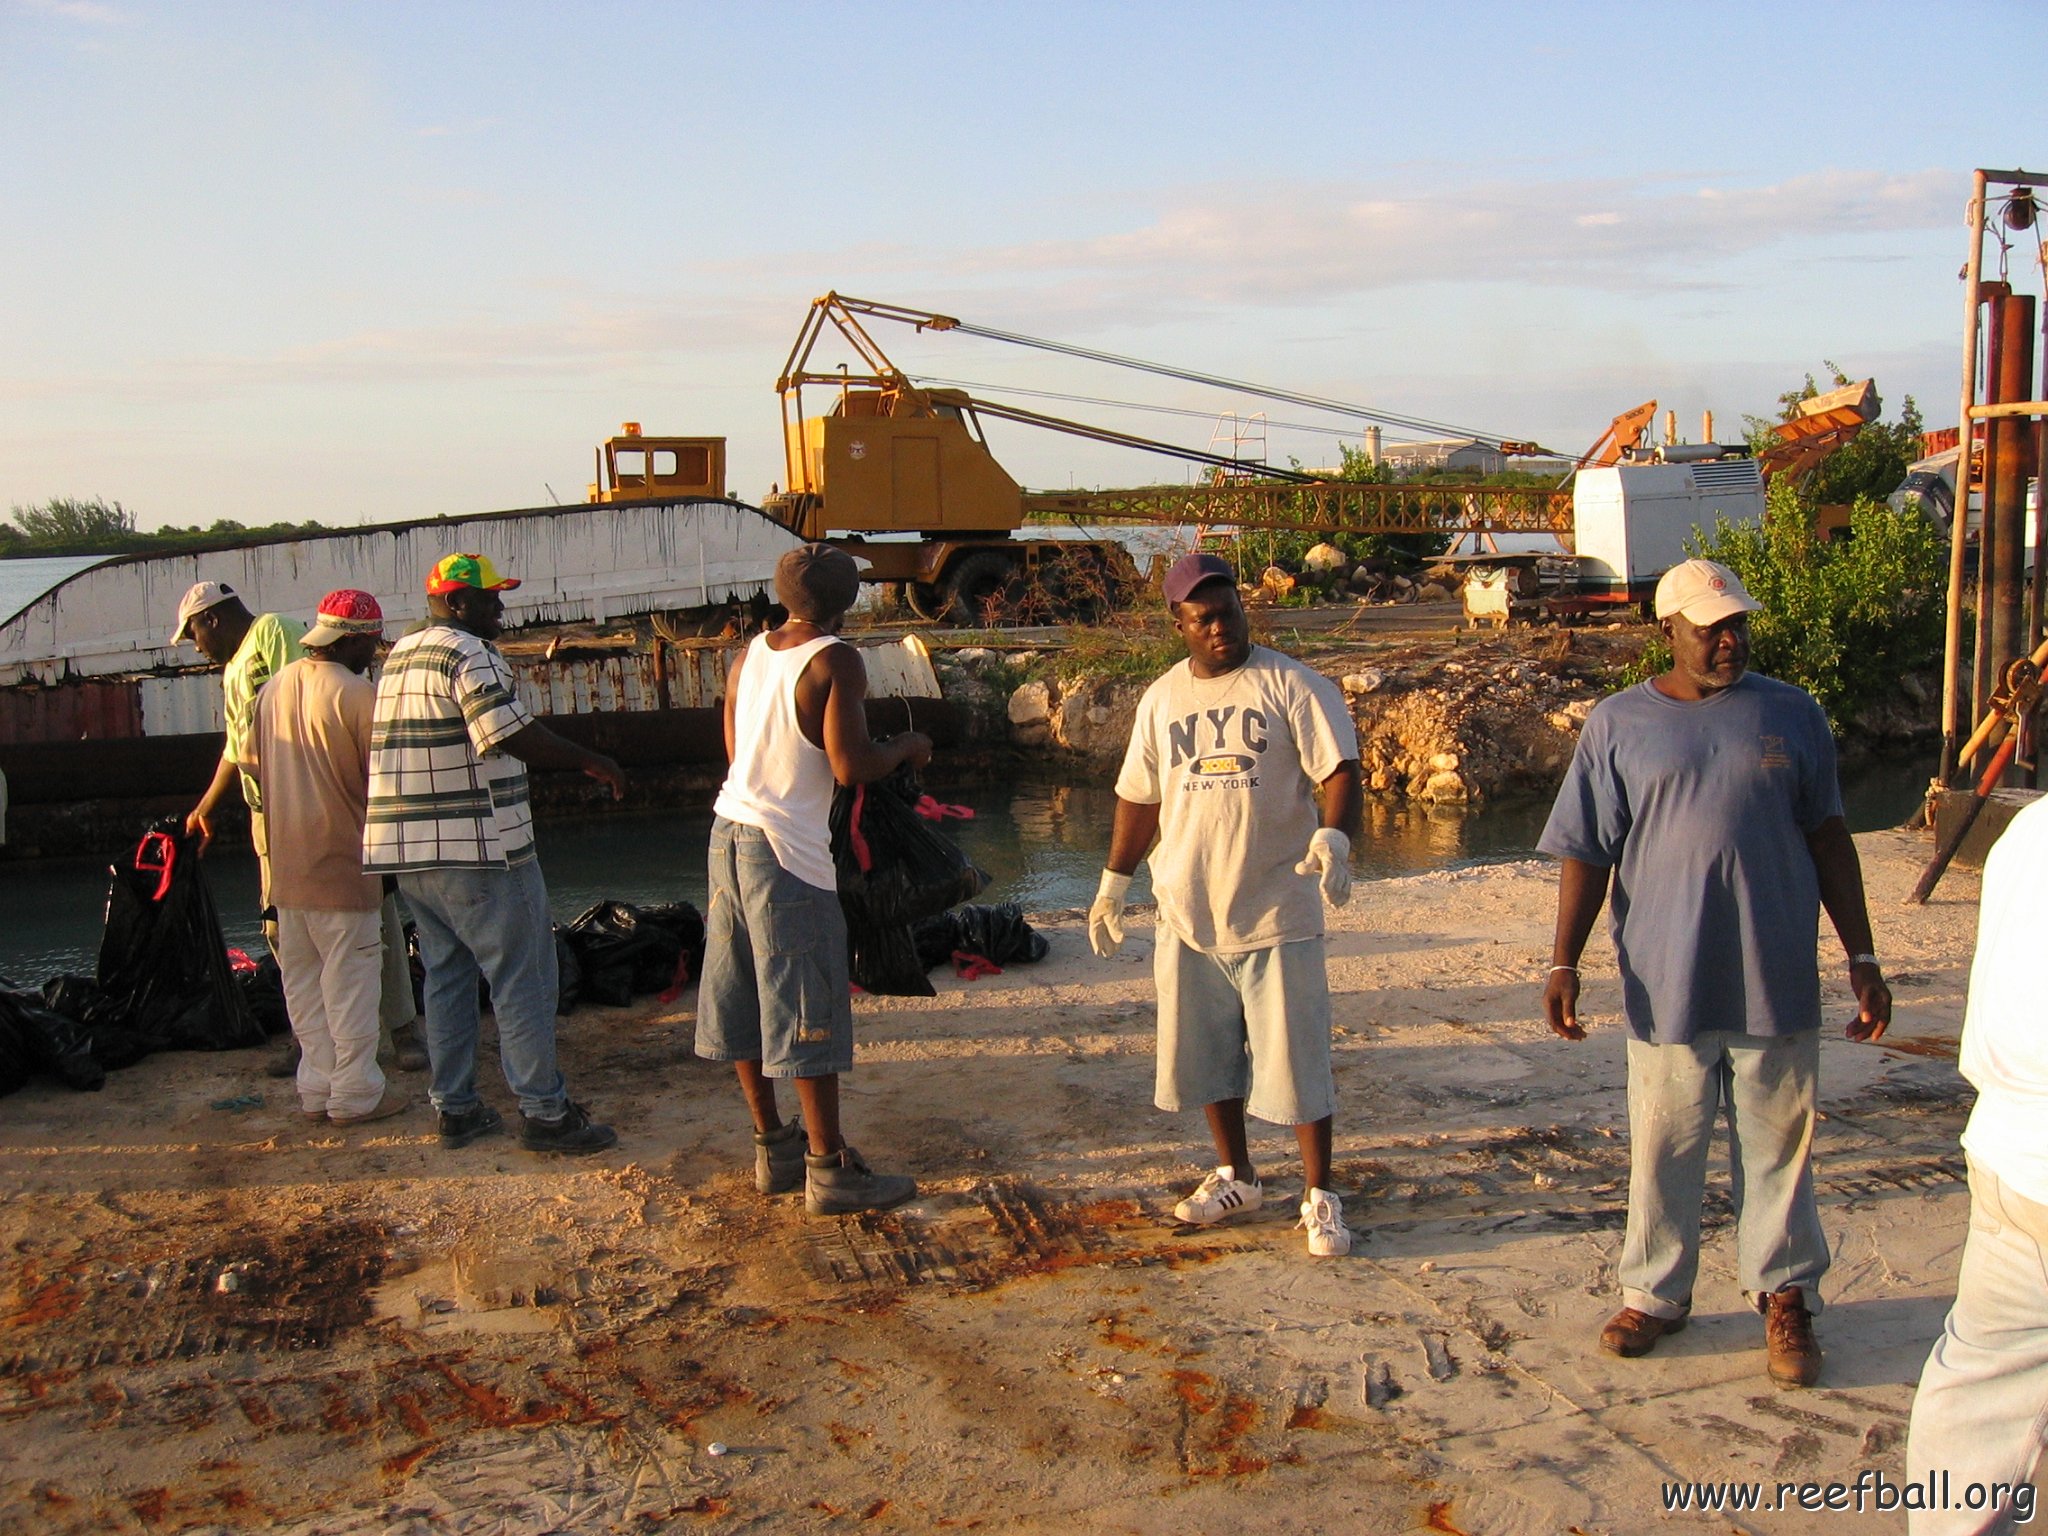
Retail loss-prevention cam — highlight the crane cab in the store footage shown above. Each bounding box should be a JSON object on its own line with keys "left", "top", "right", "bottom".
{"left": 589, "top": 423, "right": 727, "bottom": 502}
{"left": 787, "top": 387, "right": 1024, "bottom": 538}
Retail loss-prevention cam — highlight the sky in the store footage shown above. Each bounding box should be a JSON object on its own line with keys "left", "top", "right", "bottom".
{"left": 2, "top": 0, "right": 2042, "bottom": 531}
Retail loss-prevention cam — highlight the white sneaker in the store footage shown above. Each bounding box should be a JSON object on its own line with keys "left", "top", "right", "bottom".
{"left": 1299, "top": 1187, "right": 1352, "bottom": 1257}
{"left": 1173, "top": 1166, "right": 1264, "bottom": 1226}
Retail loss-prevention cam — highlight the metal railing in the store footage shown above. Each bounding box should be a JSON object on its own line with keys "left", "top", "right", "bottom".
{"left": 1023, "top": 480, "right": 1573, "bottom": 538}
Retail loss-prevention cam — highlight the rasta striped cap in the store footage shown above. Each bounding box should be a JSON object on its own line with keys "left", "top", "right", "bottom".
{"left": 426, "top": 552, "right": 522, "bottom": 595}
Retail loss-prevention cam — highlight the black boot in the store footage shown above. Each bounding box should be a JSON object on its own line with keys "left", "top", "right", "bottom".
{"left": 755, "top": 1118, "right": 806, "bottom": 1195}
{"left": 805, "top": 1145, "right": 916, "bottom": 1216}
{"left": 519, "top": 1101, "right": 617, "bottom": 1156}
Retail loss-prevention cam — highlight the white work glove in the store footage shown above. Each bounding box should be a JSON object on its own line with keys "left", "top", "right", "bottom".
{"left": 1089, "top": 869, "right": 1132, "bottom": 958}
{"left": 1295, "top": 827, "right": 1353, "bottom": 908}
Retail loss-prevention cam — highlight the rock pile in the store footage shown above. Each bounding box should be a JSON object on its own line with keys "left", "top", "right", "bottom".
{"left": 937, "top": 626, "right": 1646, "bottom": 803}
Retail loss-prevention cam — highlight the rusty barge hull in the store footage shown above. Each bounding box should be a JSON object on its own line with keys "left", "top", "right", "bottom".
{"left": 1, "top": 635, "right": 951, "bottom": 806}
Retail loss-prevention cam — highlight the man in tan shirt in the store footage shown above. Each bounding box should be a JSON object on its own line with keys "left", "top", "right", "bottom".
{"left": 238, "top": 590, "right": 408, "bottom": 1125}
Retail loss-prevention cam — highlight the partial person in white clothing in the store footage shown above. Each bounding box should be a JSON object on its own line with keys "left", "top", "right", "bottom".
{"left": 237, "top": 590, "right": 407, "bottom": 1125}
{"left": 1091, "top": 551, "right": 1363, "bottom": 1257}
{"left": 696, "top": 543, "right": 933, "bottom": 1216}
{"left": 1905, "top": 798, "right": 2048, "bottom": 1534}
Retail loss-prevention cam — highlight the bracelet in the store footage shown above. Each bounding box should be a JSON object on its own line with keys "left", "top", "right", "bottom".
{"left": 1848, "top": 953, "right": 1880, "bottom": 968}
{"left": 1548, "top": 964, "right": 1579, "bottom": 975}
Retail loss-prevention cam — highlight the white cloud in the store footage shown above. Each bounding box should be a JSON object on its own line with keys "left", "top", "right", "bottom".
{"left": 416, "top": 118, "right": 500, "bottom": 139}
{"left": 19, "top": 0, "right": 123, "bottom": 23}
{"left": 0, "top": 293, "right": 797, "bottom": 402}
{"left": 941, "top": 169, "right": 1961, "bottom": 308}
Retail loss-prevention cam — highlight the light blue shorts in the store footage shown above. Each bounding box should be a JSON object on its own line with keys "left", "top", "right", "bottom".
{"left": 1154, "top": 931, "right": 1336, "bottom": 1126}
{"left": 695, "top": 817, "right": 854, "bottom": 1078}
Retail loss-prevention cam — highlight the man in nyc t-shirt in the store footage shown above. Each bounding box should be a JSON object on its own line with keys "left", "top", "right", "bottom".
{"left": 1092, "top": 552, "right": 1362, "bottom": 1259}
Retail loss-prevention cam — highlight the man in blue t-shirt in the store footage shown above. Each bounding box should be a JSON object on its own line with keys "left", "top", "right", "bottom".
{"left": 1538, "top": 559, "right": 1891, "bottom": 1391}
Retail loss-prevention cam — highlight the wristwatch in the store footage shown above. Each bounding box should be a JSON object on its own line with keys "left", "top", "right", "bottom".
{"left": 1848, "top": 953, "right": 1880, "bottom": 968}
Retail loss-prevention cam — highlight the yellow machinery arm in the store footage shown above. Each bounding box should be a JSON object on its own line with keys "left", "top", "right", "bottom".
{"left": 1576, "top": 401, "right": 1658, "bottom": 470}
{"left": 1755, "top": 378, "right": 1879, "bottom": 487}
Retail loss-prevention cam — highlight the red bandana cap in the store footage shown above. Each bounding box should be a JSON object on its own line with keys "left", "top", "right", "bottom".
{"left": 302, "top": 589, "right": 385, "bottom": 647}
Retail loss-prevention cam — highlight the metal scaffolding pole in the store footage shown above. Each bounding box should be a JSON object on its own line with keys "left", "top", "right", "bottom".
{"left": 1987, "top": 291, "right": 2037, "bottom": 785}
{"left": 1940, "top": 172, "right": 1988, "bottom": 783}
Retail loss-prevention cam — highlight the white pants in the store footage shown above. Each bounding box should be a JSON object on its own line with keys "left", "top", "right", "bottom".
{"left": 1907, "top": 1157, "right": 2048, "bottom": 1534}
{"left": 277, "top": 906, "right": 386, "bottom": 1118}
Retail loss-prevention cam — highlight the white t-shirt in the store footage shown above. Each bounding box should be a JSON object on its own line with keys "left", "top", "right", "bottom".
{"left": 1115, "top": 645, "right": 1358, "bottom": 954}
{"left": 1960, "top": 796, "right": 2048, "bottom": 1206}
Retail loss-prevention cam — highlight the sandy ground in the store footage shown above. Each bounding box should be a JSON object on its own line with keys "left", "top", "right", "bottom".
{"left": 0, "top": 831, "right": 1989, "bottom": 1535}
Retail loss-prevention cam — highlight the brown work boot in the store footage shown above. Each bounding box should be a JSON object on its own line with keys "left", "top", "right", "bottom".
{"left": 1763, "top": 1286, "right": 1822, "bottom": 1388}
{"left": 1599, "top": 1306, "right": 1688, "bottom": 1358}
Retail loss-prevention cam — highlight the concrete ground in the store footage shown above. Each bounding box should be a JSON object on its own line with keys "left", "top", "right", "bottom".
{"left": 0, "top": 831, "right": 1986, "bottom": 1534}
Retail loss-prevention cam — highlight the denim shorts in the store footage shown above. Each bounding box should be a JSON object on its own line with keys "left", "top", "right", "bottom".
{"left": 695, "top": 816, "right": 854, "bottom": 1078}
{"left": 1154, "top": 931, "right": 1336, "bottom": 1125}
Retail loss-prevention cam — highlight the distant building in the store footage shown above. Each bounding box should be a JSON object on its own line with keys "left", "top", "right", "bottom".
{"left": 1299, "top": 443, "right": 1574, "bottom": 482}
{"left": 1380, "top": 438, "right": 1505, "bottom": 476}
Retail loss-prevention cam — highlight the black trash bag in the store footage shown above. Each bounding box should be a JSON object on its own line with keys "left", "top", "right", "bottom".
{"left": 849, "top": 920, "right": 935, "bottom": 999}
{"left": 0, "top": 1001, "right": 32, "bottom": 1098}
{"left": 0, "top": 985, "right": 107, "bottom": 1093}
{"left": 40, "top": 973, "right": 154, "bottom": 1072}
{"left": 913, "top": 903, "right": 1051, "bottom": 972}
{"left": 94, "top": 822, "right": 262, "bottom": 1052}
{"left": 41, "top": 973, "right": 101, "bottom": 1021}
{"left": 553, "top": 928, "right": 583, "bottom": 1015}
{"left": 561, "top": 901, "right": 691, "bottom": 1008}
{"left": 830, "top": 768, "right": 987, "bottom": 929}
{"left": 235, "top": 956, "right": 291, "bottom": 1039}
{"left": 831, "top": 767, "right": 989, "bottom": 998}
{"left": 637, "top": 902, "right": 707, "bottom": 992}
{"left": 406, "top": 917, "right": 590, "bottom": 1015}
{"left": 404, "top": 920, "right": 426, "bottom": 1014}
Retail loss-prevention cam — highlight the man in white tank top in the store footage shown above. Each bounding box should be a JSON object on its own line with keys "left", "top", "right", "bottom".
{"left": 696, "top": 544, "right": 933, "bottom": 1216}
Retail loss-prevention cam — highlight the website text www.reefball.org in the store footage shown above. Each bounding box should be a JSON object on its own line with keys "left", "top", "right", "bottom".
{"left": 1662, "top": 1470, "right": 2035, "bottom": 1521}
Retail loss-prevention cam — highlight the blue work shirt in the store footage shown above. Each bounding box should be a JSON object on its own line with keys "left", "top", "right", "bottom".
{"left": 1538, "top": 674, "right": 1843, "bottom": 1044}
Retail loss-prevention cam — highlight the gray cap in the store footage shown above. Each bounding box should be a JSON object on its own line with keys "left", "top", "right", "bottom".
{"left": 776, "top": 542, "right": 861, "bottom": 622}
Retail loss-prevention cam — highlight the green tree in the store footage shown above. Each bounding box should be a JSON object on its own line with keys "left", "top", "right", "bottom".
{"left": 1627, "top": 478, "right": 1948, "bottom": 731}
{"left": 10, "top": 496, "right": 137, "bottom": 547}
{"left": 1, "top": 504, "right": 333, "bottom": 559}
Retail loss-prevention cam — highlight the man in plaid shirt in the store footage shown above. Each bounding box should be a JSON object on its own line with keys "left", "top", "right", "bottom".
{"left": 365, "top": 553, "right": 627, "bottom": 1155}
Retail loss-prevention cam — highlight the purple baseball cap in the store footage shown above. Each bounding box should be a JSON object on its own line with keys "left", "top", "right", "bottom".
{"left": 1162, "top": 551, "right": 1236, "bottom": 606}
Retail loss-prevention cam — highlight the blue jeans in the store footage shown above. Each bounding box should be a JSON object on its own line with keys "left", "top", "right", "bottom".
{"left": 1907, "top": 1158, "right": 2048, "bottom": 1534}
{"left": 1621, "top": 1030, "right": 1829, "bottom": 1319}
{"left": 400, "top": 860, "right": 567, "bottom": 1120}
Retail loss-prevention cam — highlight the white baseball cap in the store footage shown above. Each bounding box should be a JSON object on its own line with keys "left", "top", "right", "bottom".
{"left": 169, "top": 580, "right": 240, "bottom": 644}
{"left": 1654, "top": 559, "right": 1761, "bottom": 626}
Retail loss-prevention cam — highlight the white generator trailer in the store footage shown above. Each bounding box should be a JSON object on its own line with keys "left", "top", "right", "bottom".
{"left": 1570, "top": 445, "right": 1767, "bottom": 600}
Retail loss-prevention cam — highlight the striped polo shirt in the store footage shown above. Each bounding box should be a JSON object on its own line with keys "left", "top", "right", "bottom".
{"left": 362, "top": 624, "right": 537, "bottom": 872}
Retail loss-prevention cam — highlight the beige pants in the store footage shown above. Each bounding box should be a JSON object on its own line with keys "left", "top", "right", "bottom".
{"left": 277, "top": 906, "right": 386, "bottom": 1117}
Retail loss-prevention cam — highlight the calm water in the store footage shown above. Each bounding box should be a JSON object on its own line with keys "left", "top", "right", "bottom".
{"left": 0, "top": 754, "right": 1936, "bottom": 986}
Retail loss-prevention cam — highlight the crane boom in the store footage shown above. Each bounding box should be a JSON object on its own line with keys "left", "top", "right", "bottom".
{"left": 796, "top": 291, "right": 1555, "bottom": 454}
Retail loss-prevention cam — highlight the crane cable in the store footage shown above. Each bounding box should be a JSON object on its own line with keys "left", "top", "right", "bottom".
{"left": 908, "top": 375, "right": 1424, "bottom": 444}
{"left": 937, "top": 318, "right": 1551, "bottom": 453}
